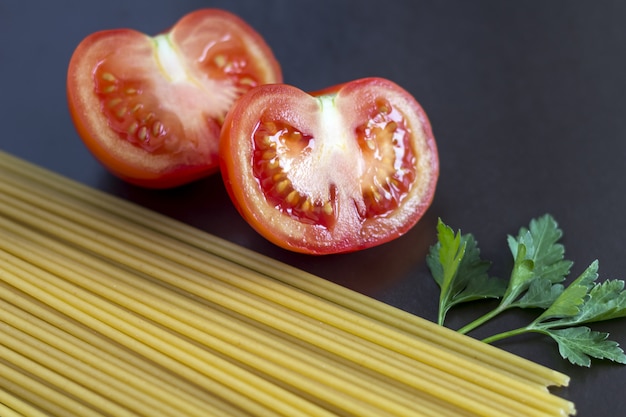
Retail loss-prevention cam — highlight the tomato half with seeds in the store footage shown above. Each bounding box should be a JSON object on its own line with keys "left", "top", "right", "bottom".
{"left": 220, "top": 78, "right": 439, "bottom": 254}
{"left": 67, "top": 9, "right": 282, "bottom": 188}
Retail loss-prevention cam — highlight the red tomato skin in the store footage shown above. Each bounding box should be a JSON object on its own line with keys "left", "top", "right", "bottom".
{"left": 220, "top": 78, "right": 439, "bottom": 255}
{"left": 67, "top": 9, "right": 282, "bottom": 188}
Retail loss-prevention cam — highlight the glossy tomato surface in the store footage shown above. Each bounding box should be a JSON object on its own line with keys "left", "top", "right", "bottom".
{"left": 220, "top": 78, "right": 439, "bottom": 254}
{"left": 67, "top": 9, "right": 282, "bottom": 188}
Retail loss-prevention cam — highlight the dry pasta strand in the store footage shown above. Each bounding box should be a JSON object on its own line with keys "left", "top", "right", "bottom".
{"left": 0, "top": 387, "right": 49, "bottom": 417}
{"left": 0, "top": 150, "right": 571, "bottom": 389}
{"left": 0, "top": 282, "right": 252, "bottom": 417}
{"left": 0, "top": 218, "right": 532, "bottom": 415}
{"left": 1, "top": 226, "right": 465, "bottom": 416}
{"left": 0, "top": 196, "right": 568, "bottom": 416}
{"left": 0, "top": 151, "right": 576, "bottom": 417}
{"left": 0, "top": 255, "right": 338, "bottom": 417}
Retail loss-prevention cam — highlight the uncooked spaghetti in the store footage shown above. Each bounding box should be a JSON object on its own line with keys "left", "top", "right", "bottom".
{"left": 0, "top": 151, "right": 575, "bottom": 416}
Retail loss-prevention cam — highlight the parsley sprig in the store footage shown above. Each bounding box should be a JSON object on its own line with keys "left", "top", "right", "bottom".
{"left": 427, "top": 214, "right": 626, "bottom": 367}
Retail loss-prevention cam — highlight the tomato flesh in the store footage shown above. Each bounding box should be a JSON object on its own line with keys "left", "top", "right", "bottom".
{"left": 251, "top": 97, "right": 418, "bottom": 229}
{"left": 94, "top": 61, "right": 194, "bottom": 155}
{"left": 354, "top": 97, "right": 416, "bottom": 218}
{"left": 220, "top": 78, "right": 439, "bottom": 254}
{"left": 67, "top": 9, "right": 282, "bottom": 188}
{"left": 253, "top": 120, "right": 337, "bottom": 227}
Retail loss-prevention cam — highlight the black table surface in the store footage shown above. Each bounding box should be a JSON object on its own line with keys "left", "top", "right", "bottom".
{"left": 2, "top": 1, "right": 625, "bottom": 415}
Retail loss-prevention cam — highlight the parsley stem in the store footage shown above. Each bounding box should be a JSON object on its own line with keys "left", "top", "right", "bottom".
{"left": 457, "top": 306, "right": 505, "bottom": 335}
{"left": 481, "top": 327, "right": 531, "bottom": 344}
{"left": 437, "top": 308, "right": 444, "bottom": 326}
{"left": 481, "top": 325, "right": 550, "bottom": 345}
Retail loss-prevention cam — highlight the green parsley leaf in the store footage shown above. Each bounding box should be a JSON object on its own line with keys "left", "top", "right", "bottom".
{"left": 512, "top": 278, "right": 564, "bottom": 309}
{"left": 543, "top": 327, "right": 626, "bottom": 367}
{"left": 508, "top": 214, "right": 573, "bottom": 283}
{"left": 482, "top": 259, "right": 626, "bottom": 365}
{"left": 457, "top": 215, "right": 573, "bottom": 334}
{"left": 427, "top": 213, "right": 626, "bottom": 366}
{"left": 535, "top": 260, "right": 598, "bottom": 322}
{"left": 574, "top": 279, "right": 626, "bottom": 323}
{"left": 501, "top": 242, "right": 536, "bottom": 304}
{"left": 426, "top": 219, "right": 505, "bottom": 325}
{"left": 506, "top": 214, "right": 573, "bottom": 298}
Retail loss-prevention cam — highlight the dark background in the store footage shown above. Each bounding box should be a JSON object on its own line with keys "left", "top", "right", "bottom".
{"left": 2, "top": 1, "right": 625, "bottom": 415}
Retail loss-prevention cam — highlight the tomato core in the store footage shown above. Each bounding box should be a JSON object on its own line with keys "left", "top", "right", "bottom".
{"left": 251, "top": 97, "right": 417, "bottom": 231}
{"left": 253, "top": 120, "right": 337, "bottom": 227}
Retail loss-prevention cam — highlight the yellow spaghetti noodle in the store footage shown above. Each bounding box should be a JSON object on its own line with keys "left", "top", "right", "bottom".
{"left": 0, "top": 150, "right": 575, "bottom": 416}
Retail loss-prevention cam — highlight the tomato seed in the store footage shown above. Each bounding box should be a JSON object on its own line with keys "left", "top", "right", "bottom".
{"left": 214, "top": 54, "right": 227, "bottom": 68}
{"left": 385, "top": 121, "right": 397, "bottom": 134}
{"left": 258, "top": 134, "right": 272, "bottom": 147}
{"left": 142, "top": 112, "right": 155, "bottom": 124}
{"left": 115, "top": 106, "right": 127, "bottom": 119}
{"left": 261, "top": 150, "right": 275, "bottom": 160}
{"left": 263, "top": 121, "right": 278, "bottom": 135}
{"left": 267, "top": 159, "right": 279, "bottom": 170}
{"left": 107, "top": 98, "right": 122, "bottom": 108}
{"left": 376, "top": 98, "right": 390, "bottom": 114}
{"left": 301, "top": 199, "right": 312, "bottom": 212}
{"left": 101, "top": 72, "right": 116, "bottom": 82}
{"left": 127, "top": 122, "right": 139, "bottom": 136}
{"left": 239, "top": 77, "right": 256, "bottom": 86}
{"left": 152, "top": 121, "right": 163, "bottom": 137}
{"left": 137, "top": 126, "right": 148, "bottom": 142}
{"left": 275, "top": 179, "right": 290, "bottom": 193}
{"left": 272, "top": 172, "right": 285, "bottom": 182}
{"left": 286, "top": 190, "right": 300, "bottom": 205}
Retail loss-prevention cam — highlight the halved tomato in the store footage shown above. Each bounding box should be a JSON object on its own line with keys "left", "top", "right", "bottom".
{"left": 219, "top": 78, "right": 439, "bottom": 254}
{"left": 67, "top": 9, "right": 282, "bottom": 188}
